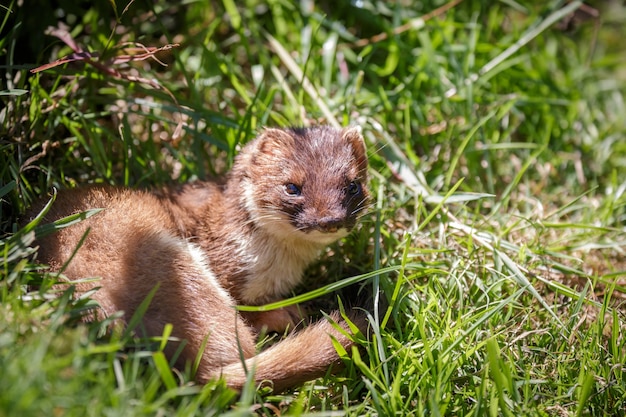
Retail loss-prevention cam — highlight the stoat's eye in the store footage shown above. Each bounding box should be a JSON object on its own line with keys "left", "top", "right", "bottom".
{"left": 284, "top": 183, "right": 302, "bottom": 196}
{"left": 347, "top": 181, "right": 361, "bottom": 195}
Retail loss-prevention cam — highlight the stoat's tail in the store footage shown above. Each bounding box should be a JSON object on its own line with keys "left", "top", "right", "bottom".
{"left": 211, "top": 312, "right": 366, "bottom": 393}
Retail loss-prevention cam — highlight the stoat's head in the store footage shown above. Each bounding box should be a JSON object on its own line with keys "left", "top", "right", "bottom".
{"left": 230, "top": 126, "right": 370, "bottom": 245}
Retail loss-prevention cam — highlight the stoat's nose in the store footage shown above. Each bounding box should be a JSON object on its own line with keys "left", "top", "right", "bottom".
{"left": 316, "top": 216, "right": 344, "bottom": 233}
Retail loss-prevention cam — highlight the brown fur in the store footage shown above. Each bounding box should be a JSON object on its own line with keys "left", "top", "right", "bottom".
{"left": 25, "top": 126, "right": 370, "bottom": 392}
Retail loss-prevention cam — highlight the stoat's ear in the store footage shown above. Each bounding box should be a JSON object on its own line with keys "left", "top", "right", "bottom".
{"left": 341, "top": 126, "right": 368, "bottom": 175}
{"left": 261, "top": 127, "right": 295, "bottom": 143}
{"left": 255, "top": 127, "right": 295, "bottom": 156}
{"left": 234, "top": 128, "right": 294, "bottom": 171}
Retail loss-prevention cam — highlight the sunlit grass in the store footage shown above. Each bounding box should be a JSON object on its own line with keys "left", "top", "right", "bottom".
{"left": 2, "top": 0, "right": 626, "bottom": 415}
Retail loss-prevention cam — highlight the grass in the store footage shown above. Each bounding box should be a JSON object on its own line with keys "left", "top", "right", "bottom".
{"left": 2, "top": 0, "right": 626, "bottom": 415}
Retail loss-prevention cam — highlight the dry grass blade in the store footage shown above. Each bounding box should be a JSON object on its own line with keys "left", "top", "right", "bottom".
{"left": 266, "top": 32, "right": 339, "bottom": 128}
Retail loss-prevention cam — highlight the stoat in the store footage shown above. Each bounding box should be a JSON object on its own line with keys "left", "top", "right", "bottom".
{"left": 26, "top": 126, "right": 371, "bottom": 392}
